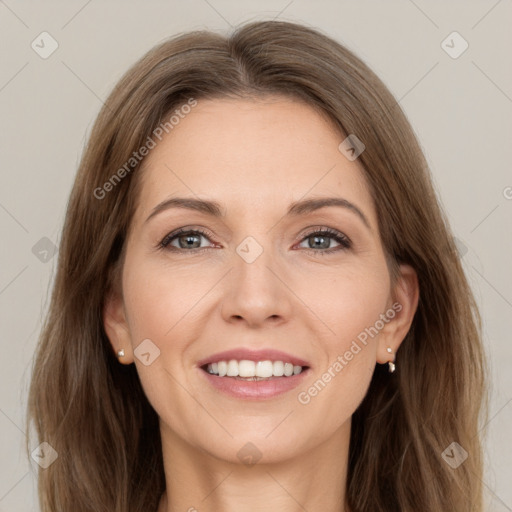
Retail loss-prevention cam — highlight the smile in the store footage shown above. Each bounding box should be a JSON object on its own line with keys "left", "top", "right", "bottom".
{"left": 199, "top": 359, "right": 311, "bottom": 400}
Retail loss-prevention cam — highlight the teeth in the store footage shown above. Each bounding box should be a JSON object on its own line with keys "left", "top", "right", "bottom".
{"left": 217, "top": 361, "right": 227, "bottom": 377}
{"left": 256, "top": 360, "right": 273, "bottom": 378}
{"left": 240, "top": 360, "right": 256, "bottom": 377}
{"left": 273, "top": 360, "right": 284, "bottom": 376}
{"left": 226, "top": 360, "right": 238, "bottom": 377}
{"left": 205, "top": 359, "right": 305, "bottom": 378}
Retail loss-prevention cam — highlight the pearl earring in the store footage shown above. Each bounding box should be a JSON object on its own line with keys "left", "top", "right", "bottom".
{"left": 117, "top": 349, "right": 125, "bottom": 358}
{"left": 386, "top": 347, "right": 396, "bottom": 373}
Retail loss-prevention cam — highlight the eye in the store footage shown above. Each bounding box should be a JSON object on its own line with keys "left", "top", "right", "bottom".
{"left": 159, "top": 228, "right": 214, "bottom": 252}
{"left": 296, "top": 227, "right": 351, "bottom": 255}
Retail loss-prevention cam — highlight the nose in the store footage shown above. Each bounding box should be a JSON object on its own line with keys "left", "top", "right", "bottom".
{"left": 220, "top": 238, "right": 293, "bottom": 328}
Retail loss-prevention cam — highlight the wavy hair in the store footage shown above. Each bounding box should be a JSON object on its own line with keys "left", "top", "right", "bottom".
{"left": 26, "top": 20, "right": 487, "bottom": 511}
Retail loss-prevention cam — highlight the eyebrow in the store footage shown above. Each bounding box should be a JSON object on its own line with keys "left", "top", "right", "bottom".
{"left": 145, "top": 196, "right": 371, "bottom": 229}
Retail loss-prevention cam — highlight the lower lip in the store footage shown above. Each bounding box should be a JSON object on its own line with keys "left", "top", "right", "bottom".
{"left": 198, "top": 367, "right": 311, "bottom": 400}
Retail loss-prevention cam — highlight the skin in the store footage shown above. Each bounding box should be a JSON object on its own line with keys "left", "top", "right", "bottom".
{"left": 104, "top": 96, "right": 419, "bottom": 512}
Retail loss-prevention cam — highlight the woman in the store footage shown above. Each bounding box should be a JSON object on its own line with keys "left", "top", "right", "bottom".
{"left": 26, "top": 20, "right": 487, "bottom": 511}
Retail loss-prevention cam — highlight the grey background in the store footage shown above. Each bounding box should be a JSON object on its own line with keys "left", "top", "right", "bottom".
{"left": 0, "top": 1, "right": 511, "bottom": 510}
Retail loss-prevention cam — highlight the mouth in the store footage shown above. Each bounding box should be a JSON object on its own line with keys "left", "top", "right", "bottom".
{"left": 197, "top": 358, "right": 312, "bottom": 400}
{"left": 196, "top": 348, "right": 312, "bottom": 399}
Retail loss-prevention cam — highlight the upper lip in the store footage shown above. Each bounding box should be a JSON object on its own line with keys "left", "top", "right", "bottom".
{"left": 196, "top": 348, "right": 311, "bottom": 368}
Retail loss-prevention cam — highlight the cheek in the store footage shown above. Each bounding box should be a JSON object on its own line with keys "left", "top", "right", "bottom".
{"left": 293, "top": 262, "right": 389, "bottom": 418}
{"left": 120, "top": 255, "right": 208, "bottom": 431}
{"left": 122, "top": 254, "right": 206, "bottom": 343}
{"left": 298, "top": 259, "right": 390, "bottom": 345}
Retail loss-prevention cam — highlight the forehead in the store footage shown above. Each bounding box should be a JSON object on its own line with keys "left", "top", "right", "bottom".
{"left": 135, "top": 96, "right": 376, "bottom": 225}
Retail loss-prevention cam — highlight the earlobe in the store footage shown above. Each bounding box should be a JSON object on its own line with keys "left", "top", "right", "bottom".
{"left": 103, "top": 291, "right": 134, "bottom": 364}
{"left": 377, "top": 264, "right": 419, "bottom": 364}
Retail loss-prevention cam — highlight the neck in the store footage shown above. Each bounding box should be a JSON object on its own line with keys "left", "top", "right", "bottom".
{"left": 157, "top": 420, "right": 351, "bottom": 512}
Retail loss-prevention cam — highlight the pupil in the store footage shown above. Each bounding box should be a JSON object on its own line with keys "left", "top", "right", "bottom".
{"left": 181, "top": 234, "right": 199, "bottom": 248}
{"left": 312, "top": 235, "right": 329, "bottom": 249}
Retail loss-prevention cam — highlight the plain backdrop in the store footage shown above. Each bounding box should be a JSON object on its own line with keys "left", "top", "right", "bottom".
{"left": 0, "top": 1, "right": 511, "bottom": 510}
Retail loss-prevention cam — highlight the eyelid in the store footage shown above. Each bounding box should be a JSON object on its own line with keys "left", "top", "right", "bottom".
{"left": 159, "top": 226, "right": 215, "bottom": 249}
{"left": 297, "top": 224, "right": 350, "bottom": 242}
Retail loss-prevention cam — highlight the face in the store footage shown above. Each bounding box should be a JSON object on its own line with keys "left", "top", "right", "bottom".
{"left": 105, "top": 96, "right": 417, "bottom": 465}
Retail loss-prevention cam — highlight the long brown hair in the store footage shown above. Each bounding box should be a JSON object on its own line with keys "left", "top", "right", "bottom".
{"left": 26, "top": 20, "right": 487, "bottom": 511}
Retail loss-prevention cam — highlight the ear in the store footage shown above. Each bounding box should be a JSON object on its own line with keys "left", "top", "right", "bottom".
{"left": 376, "top": 264, "right": 419, "bottom": 364}
{"left": 103, "top": 289, "right": 134, "bottom": 364}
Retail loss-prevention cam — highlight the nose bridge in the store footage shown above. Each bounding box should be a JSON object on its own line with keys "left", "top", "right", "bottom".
{"left": 233, "top": 232, "right": 279, "bottom": 291}
{"left": 221, "top": 231, "right": 292, "bottom": 324}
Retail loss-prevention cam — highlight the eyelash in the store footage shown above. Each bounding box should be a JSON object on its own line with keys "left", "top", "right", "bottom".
{"left": 158, "top": 226, "right": 352, "bottom": 256}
